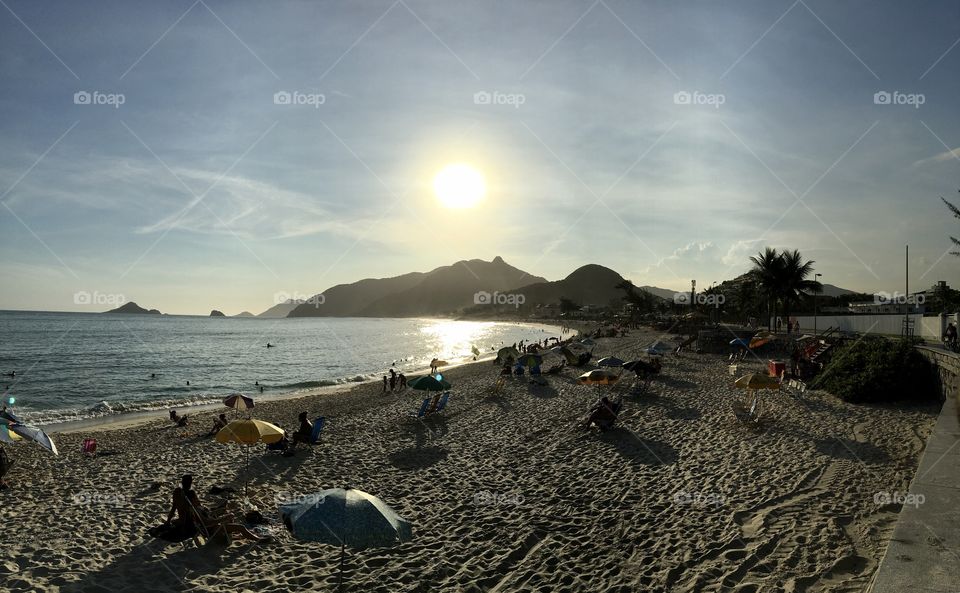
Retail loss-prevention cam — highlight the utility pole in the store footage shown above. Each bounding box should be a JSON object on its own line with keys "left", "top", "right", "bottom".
{"left": 814, "top": 273, "right": 822, "bottom": 335}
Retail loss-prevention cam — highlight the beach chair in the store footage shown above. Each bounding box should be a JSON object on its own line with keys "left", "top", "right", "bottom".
{"left": 431, "top": 393, "right": 450, "bottom": 415}
{"left": 409, "top": 397, "right": 433, "bottom": 420}
{"left": 309, "top": 417, "right": 325, "bottom": 444}
{"left": 81, "top": 438, "right": 97, "bottom": 457}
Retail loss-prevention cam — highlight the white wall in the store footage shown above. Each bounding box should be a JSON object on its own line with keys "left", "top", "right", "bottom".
{"left": 777, "top": 313, "right": 959, "bottom": 340}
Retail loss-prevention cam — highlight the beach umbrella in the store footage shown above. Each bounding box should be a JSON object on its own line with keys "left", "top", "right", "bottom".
{"left": 515, "top": 354, "right": 543, "bottom": 368}
{"left": 281, "top": 487, "right": 413, "bottom": 590}
{"left": 733, "top": 373, "right": 781, "bottom": 422}
{"left": 495, "top": 347, "right": 520, "bottom": 364}
{"left": 0, "top": 425, "right": 22, "bottom": 443}
{"left": 407, "top": 375, "right": 451, "bottom": 392}
{"left": 0, "top": 407, "right": 22, "bottom": 425}
{"left": 749, "top": 336, "right": 773, "bottom": 349}
{"left": 223, "top": 393, "right": 255, "bottom": 411}
{"left": 734, "top": 373, "right": 781, "bottom": 390}
{"left": 216, "top": 418, "right": 284, "bottom": 496}
{"left": 9, "top": 423, "right": 58, "bottom": 455}
{"left": 596, "top": 356, "right": 625, "bottom": 368}
{"left": 578, "top": 369, "right": 620, "bottom": 386}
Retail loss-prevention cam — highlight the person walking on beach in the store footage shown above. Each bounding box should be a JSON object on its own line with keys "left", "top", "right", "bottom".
{"left": 398, "top": 373, "right": 407, "bottom": 390}
{"left": 382, "top": 376, "right": 388, "bottom": 392}
{"left": 389, "top": 368, "right": 397, "bottom": 391}
{"left": 430, "top": 359, "right": 439, "bottom": 374}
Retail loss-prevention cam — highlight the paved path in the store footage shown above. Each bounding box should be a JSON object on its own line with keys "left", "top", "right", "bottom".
{"left": 869, "top": 389, "right": 960, "bottom": 592}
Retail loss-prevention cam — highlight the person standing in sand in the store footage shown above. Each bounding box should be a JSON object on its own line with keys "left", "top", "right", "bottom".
{"left": 389, "top": 368, "right": 397, "bottom": 391}
{"left": 383, "top": 376, "right": 388, "bottom": 392}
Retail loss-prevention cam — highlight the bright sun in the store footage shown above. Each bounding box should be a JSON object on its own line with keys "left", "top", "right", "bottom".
{"left": 433, "top": 163, "right": 486, "bottom": 208}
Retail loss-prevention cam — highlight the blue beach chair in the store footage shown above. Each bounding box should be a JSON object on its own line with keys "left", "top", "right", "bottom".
{"left": 410, "top": 397, "right": 432, "bottom": 419}
{"left": 432, "top": 393, "right": 450, "bottom": 415}
{"left": 309, "top": 417, "right": 326, "bottom": 444}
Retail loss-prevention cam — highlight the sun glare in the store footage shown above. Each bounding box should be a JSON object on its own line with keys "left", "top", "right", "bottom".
{"left": 433, "top": 163, "right": 486, "bottom": 208}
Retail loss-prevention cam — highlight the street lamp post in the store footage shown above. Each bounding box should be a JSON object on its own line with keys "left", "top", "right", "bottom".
{"left": 814, "top": 273, "right": 822, "bottom": 335}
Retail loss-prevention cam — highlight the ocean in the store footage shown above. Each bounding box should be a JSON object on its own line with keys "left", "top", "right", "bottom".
{"left": 0, "top": 311, "right": 564, "bottom": 425}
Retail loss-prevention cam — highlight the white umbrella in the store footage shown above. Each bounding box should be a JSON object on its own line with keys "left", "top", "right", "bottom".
{"left": 9, "top": 424, "right": 58, "bottom": 455}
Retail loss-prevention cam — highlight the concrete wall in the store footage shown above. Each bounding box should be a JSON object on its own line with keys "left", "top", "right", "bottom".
{"left": 778, "top": 313, "right": 959, "bottom": 340}
{"left": 916, "top": 346, "right": 960, "bottom": 405}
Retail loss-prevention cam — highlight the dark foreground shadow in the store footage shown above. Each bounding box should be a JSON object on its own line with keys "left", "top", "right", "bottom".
{"left": 387, "top": 445, "right": 448, "bottom": 470}
{"left": 598, "top": 427, "right": 678, "bottom": 466}
{"left": 813, "top": 437, "right": 891, "bottom": 463}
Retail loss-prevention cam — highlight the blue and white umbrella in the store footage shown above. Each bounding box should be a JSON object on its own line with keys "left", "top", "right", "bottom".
{"left": 9, "top": 423, "right": 58, "bottom": 455}
{"left": 280, "top": 488, "right": 413, "bottom": 588}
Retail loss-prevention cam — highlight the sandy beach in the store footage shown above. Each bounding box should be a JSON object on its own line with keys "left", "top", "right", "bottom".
{"left": 0, "top": 327, "right": 938, "bottom": 592}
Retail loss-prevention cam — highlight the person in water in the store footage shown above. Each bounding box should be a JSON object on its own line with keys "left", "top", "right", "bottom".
{"left": 150, "top": 373, "right": 156, "bottom": 379}
{"left": 266, "top": 343, "right": 273, "bottom": 348}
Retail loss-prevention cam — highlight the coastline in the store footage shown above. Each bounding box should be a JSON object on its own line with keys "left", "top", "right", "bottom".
{"left": 40, "top": 318, "right": 579, "bottom": 434}
{"left": 0, "top": 325, "right": 937, "bottom": 592}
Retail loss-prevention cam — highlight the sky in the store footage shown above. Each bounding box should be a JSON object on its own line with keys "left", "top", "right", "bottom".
{"left": 1, "top": 0, "right": 959, "bottom": 315}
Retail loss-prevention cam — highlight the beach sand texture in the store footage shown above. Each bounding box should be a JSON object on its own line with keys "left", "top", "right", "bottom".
{"left": 0, "top": 329, "right": 937, "bottom": 592}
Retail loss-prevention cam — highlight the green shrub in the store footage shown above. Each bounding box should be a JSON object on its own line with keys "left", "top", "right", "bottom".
{"left": 811, "top": 337, "right": 938, "bottom": 403}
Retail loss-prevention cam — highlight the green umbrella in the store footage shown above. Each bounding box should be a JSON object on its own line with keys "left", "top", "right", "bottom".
{"left": 407, "top": 375, "right": 451, "bottom": 392}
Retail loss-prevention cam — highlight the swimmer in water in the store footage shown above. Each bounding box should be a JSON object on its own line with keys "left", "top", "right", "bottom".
{"left": 150, "top": 373, "right": 156, "bottom": 379}
{"left": 186, "top": 381, "right": 190, "bottom": 386}
{"left": 266, "top": 343, "right": 273, "bottom": 348}
{"left": 3, "top": 371, "right": 14, "bottom": 377}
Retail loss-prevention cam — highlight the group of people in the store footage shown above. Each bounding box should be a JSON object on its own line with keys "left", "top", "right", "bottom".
{"left": 382, "top": 368, "right": 408, "bottom": 392}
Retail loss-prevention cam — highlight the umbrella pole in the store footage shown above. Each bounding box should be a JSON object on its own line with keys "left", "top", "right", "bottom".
{"left": 337, "top": 542, "right": 345, "bottom": 591}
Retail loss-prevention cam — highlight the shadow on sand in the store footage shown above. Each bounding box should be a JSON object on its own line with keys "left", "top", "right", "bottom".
{"left": 598, "top": 427, "right": 678, "bottom": 466}
{"left": 59, "top": 538, "right": 234, "bottom": 593}
{"left": 813, "top": 437, "right": 891, "bottom": 463}
{"left": 387, "top": 445, "right": 448, "bottom": 470}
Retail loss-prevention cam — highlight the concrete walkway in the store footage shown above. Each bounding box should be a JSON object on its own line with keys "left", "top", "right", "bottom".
{"left": 869, "top": 390, "right": 960, "bottom": 592}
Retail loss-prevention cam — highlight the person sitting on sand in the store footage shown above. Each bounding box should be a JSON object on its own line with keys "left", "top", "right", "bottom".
{"left": 207, "top": 413, "right": 228, "bottom": 436}
{"left": 581, "top": 396, "right": 621, "bottom": 431}
{"left": 165, "top": 474, "right": 263, "bottom": 542}
{"left": 169, "top": 409, "right": 188, "bottom": 427}
{"left": 292, "top": 411, "right": 313, "bottom": 446}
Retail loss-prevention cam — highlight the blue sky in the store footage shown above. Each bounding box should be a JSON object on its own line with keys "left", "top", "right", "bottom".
{"left": 1, "top": 0, "right": 959, "bottom": 314}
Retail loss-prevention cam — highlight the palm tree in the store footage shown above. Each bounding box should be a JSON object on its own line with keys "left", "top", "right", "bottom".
{"left": 777, "top": 249, "right": 822, "bottom": 323}
{"left": 749, "top": 248, "right": 822, "bottom": 330}
{"left": 749, "top": 247, "right": 784, "bottom": 330}
{"left": 943, "top": 191, "right": 960, "bottom": 255}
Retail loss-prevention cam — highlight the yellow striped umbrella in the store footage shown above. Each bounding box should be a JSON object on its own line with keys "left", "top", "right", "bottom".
{"left": 216, "top": 419, "right": 285, "bottom": 497}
